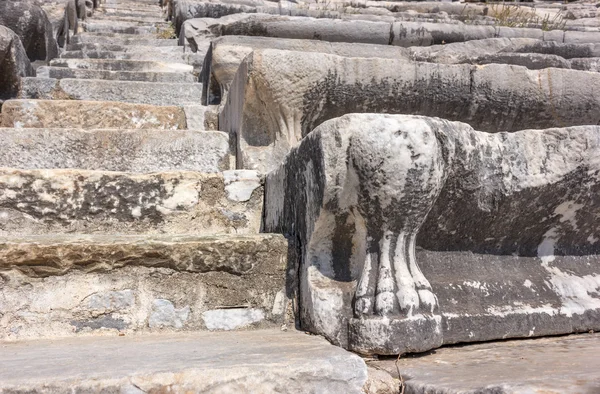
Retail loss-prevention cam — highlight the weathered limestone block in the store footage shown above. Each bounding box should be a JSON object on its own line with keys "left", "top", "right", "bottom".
{"left": 201, "top": 36, "right": 600, "bottom": 107}
{"left": 171, "top": 0, "right": 258, "bottom": 35}
{"left": 0, "top": 128, "right": 230, "bottom": 172}
{"left": 0, "top": 234, "right": 288, "bottom": 339}
{"left": 0, "top": 100, "right": 187, "bottom": 129}
{"left": 392, "top": 21, "right": 495, "bottom": 47}
{"left": 264, "top": 113, "right": 600, "bottom": 355}
{"left": 20, "top": 78, "right": 203, "bottom": 106}
{"left": 411, "top": 37, "right": 600, "bottom": 67}
{"left": 70, "top": 34, "right": 178, "bottom": 47}
{"left": 0, "top": 1, "right": 59, "bottom": 62}
{"left": 200, "top": 36, "right": 410, "bottom": 105}
{"left": 0, "top": 26, "right": 34, "bottom": 103}
{"left": 0, "top": 169, "right": 262, "bottom": 235}
{"left": 49, "top": 58, "right": 193, "bottom": 72}
{"left": 221, "top": 49, "right": 600, "bottom": 172}
{"left": 81, "top": 21, "right": 172, "bottom": 35}
{"left": 36, "top": 66, "right": 197, "bottom": 83}
{"left": 0, "top": 330, "right": 368, "bottom": 394}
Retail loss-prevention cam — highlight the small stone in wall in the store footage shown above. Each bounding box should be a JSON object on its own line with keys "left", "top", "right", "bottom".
{"left": 148, "top": 299, "right": 190, "bottom": 329}
{"left": 202, "top": 308, "right": 265, "bottom": 330}
{"left": 84, "top": 290, "right": 135, "bottom": 313}
{"left": 223, "top": 170, "right": 260, "bottom": 202}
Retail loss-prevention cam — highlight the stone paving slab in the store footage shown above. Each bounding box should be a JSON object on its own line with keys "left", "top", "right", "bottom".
{"left": 0, "top": 330, "right": 368, "bottom": 393}
{"left": 370, "top": 333, "right": 600, "bottom": 394}
{"left": 21, "top": 78, "right": 203, "bottom": 106}
{"left": 0, "top": 99, "right": 188, "bottom": 129}
{"left": 36, "top": 66, "right": 197, "bottom": 83}
{"left": 0, "top": 128, "right": 229, "bottom": 172}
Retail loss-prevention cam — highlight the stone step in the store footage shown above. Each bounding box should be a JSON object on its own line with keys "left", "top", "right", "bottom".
{"left": 0, "top": 128, "right": 230, "bottom": 173}
{"left": 71, "top": 34, "right": 177, "bottom": 47}
{"left": 0, "top": 99, "right": 188, "bottom": 129}
{"left": 96, "top": 9, "right": 165, "bottom": 18}
{"left": 60, "top": 51, "right": 205, "bottom": 70}
{"left": 36, "top": 66, "right": 197, "bottom": 83}
{"left": 50, "top": 58, "right": 192, "bottom": 72}
{"left": 0, "top": 330, "right": 369, "bottom": 393}
{"left": 0, "top": 234, "right": 287, "bottom": 340}
{"left": 0, "top": 168, "right": 262, "bottom": 236}
{"left": 66, "top": 43, "right": 187, "bottom": 53}
{"left": 92, "top": 14, "right": 167, "bottom": 23}
{"left": 96, "top": 8, "right": 165, "bottom": 16}
{"left": 371, "top": 333, "right": 600, "bottom": 394}
{"left": 21, "top": 78, "right": 203, "bottom": 106}
{"left": 82, "top": 21, "right": 171, "bottom": 35}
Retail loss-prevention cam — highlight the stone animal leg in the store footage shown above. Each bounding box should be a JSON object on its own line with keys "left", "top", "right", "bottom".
{"left": 393, "top": 231, "right": 420, "bottom": 317}
{"left": 374, "top": 231, "right": 396, "bottom": 316}
{"left": 354, "top": 237, "right": 377, "bottom": 316}
{"left": 406, "top": 233, "right": 438, "bottom": 314}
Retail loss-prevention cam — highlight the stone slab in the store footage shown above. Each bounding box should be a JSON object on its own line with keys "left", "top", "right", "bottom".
{"left": 0, "top": 330, "right": 368, "bottom": 393}
{"left": 20, "top": 78, "right": 203, "bottom": 106}
{"left": 60, "top": 50, "right": 205, "bottom": 69}
{"left": 0, "top": 99, "right": 187, "bottom": 129}
{"left": 36, "top": 66, "right": 197, "bottom": 83}
{"left": 49, "top": 58, "right": 193, "bottom": 72}
{"left": 222, "top": 48, "right": 600, "bottom": 172}
{"left": 371, "top": 333, "right": 600, "bottom": 394}
{"left": 71, "top": 34, "right": 178, "bottom": 46}
{"left": 82, "top": 21, "right": 170, "bottom": 35}
{"left": 0, "top": 234, "right": 287, "bottom": 339}
{"left": 0, "top": 168, "right": 262, "bottom": 235}
{"left": 0, "top": 128, "right": 229, "bottom": 172}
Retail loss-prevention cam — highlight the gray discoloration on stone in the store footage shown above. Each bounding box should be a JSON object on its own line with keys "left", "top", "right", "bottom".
{"left": 0, "top": 128, "right": 230, "bottom": 172}
{"left": 199, "top": 35, "right": 410, "bottom": 105}
{"left": 149, "top": 299, "right": 190, "bottom": 329}
{"left": 264, "top": 114, "right": 600, "bottom": 355}
{"left": 223, "top": 170, "right": 261, "bottom": 202}
{"left": 0, "top": 169, "right": 263, "bottom": 235}
{"left": 72, "top": 315, "right": 127, "bottom": 332}
{"left": 0, "top": 330, "right": 368, "bottom": 393}
{"left": 0, "top": 234, "right": 287, "bottom": 339}
{"left": 0, "top": 26, "right": 33, "bottom": 103}
{"left": 0, "top": 1, "right": 59, "bottom": 62}
{"left": 221, "top": 49, "right": 600, "bottom": 172}
{"left": 202, "top": 308, "right": 265, "bottom": 330}
{"left": 0, "top": 100, "right": 187, "bottom": 129}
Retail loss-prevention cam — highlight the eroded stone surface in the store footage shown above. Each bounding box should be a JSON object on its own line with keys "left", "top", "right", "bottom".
{"left": 20, "top": 78, "right": 203, "bottom": 106}
{"left": 0, "top": 169, "right": 262, "bottom": 235}
{"left": 0, "top": 100, "right": 187, "bottom": 129}
{"left": 222, "top": 48, "right": 600, "bottom": 172}
{"left": 372, "top": 333, "right": 600, "bottom": 394}
{"left": 0, "top": 1, "right": 59, "bottom": 62}
{"left": 264, "top": 113, "right": 600, "bottom": 355}
{"left": 0, "top": 128, "right": 230, "bottom": 172}
{"left": 0, "top": 234, "right": 287, "bottom": 339}
{"left": 0, "top": 330, "right": 368, "bottom": 393}
{"left": 0, "top": 26, "right": 33, "bottom": 102}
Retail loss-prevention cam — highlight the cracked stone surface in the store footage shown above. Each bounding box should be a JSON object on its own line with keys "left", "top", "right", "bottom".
{"left": 0, "top": 330, "right": 369, "bottom": 393}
